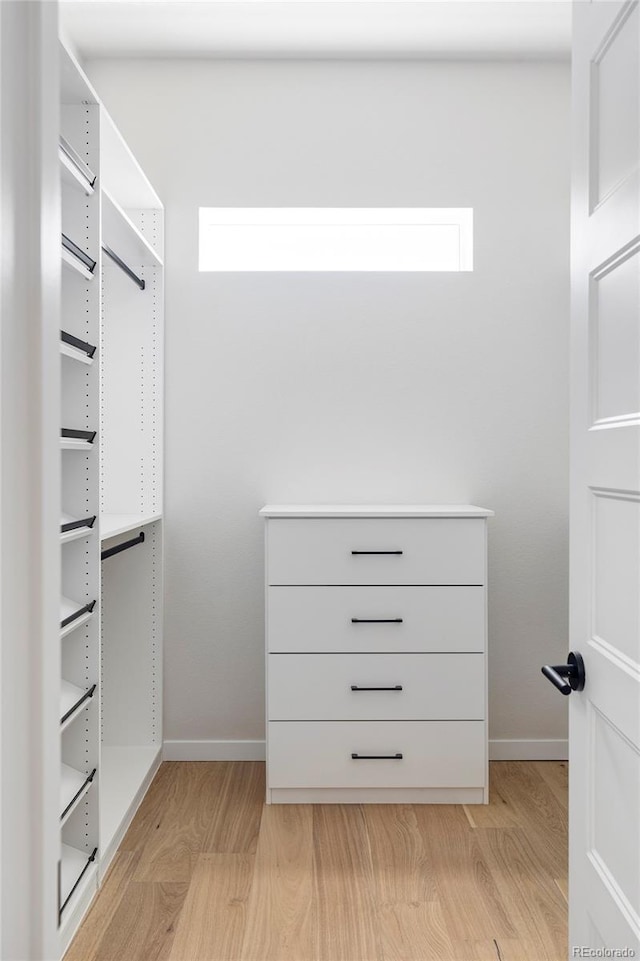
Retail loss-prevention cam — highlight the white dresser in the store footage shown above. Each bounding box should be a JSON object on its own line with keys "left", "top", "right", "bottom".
{"left": 260, "top": 505, "right": 493, "bottom": 804}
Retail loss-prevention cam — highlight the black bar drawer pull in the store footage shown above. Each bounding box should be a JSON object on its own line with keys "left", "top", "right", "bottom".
{"left": 351, "top": 550, "right": 403, "bottom": 555}
{"left": 351, "top": 685, "right": 403, "bottom": 692}
{"left": 351, "top": 617, "right": 403, "bottom": 624}
{"left": 352, "top": 753, "right": 403, "bottom": 760}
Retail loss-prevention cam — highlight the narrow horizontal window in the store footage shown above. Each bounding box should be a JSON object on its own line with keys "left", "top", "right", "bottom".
{"left": 199, "top": 208, "right": 473, "bottom": 272}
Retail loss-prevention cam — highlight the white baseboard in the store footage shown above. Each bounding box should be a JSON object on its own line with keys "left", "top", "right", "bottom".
{"left": 163, "top": 739, "right": 266, "bottom": 761}
{"left": 489, "top": 738, "right": 568, "bottom": 760}
{"left": 164, "top": 738, "right": 567, "bottom": 762}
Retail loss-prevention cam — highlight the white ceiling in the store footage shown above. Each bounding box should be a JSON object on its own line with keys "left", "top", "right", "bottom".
{"left": 60, "top": 1, "right": 572, "bottom": 60}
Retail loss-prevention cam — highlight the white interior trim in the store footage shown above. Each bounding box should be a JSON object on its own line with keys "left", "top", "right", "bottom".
{"left": 489, "top": 738, "right": 568, "bottom": 761}
{"left": 60, "top": 2, "right": 572, "bottom": 61}
{"left": 163, "top": 740, "right": 267, "bottom": 761}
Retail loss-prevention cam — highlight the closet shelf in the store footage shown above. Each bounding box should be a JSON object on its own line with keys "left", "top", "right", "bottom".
{"left": 100, "top": 107, "right": 162, "bottom": 210}
{"left": 60, "top": 681, "right": 96, "bottom": 730}
{"left": 62, "top": 245, "right": 94, "bottom": 281}
{"left": 61, "top": 513, "right": 96, "bottom": 545}
{"left": 60, "top": 526, "right": 95, "bottom": 546}
{"left": 61, "top": 234, "right": 96, "bottom": 279}
{"left": 59, "top": 137, "right": 96, "bottom": 195}
{"left": 59, "top": 844, "right": 98, "bottom": 922}
{"left": 60, "top": 330, "right": 96, "bottom": 365}
{"left": 100, "top": 512, "right": 162, "bottom": 541}
{"left": 60, "top": 596, "right": 96, "bottom": 637}
{"left": 60, "top": 764, "right": 96, "bottom": 825}
{"left": 60, "top": 40, "right": 99, "bottom": 109}
{"left": 102, "top": 188, "right": 163, "bottom": 269}
{"left": 60, "top": 428, "right": 96, "bottom": 451}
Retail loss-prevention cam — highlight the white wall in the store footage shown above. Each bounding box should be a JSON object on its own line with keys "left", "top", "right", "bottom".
{"left": 86, "top": 58, "right": 571, "bottom": 759}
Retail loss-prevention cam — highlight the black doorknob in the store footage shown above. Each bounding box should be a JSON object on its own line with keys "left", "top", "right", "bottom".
{"left": 541, "top": 651, "right": 585, "bottom": 695}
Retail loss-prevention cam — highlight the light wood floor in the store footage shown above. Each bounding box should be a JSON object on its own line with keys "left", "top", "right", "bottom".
{"left": 65, "top": 761, "right": 567, "bottom": 961}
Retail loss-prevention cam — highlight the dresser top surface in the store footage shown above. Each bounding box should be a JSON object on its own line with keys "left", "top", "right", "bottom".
{"left": 259, "top": 504, "right": 494, "bottom": 518}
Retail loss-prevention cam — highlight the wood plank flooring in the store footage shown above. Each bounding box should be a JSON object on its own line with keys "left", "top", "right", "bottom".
{"left": 65, "top": 761, "right": 567, "bottom": 961}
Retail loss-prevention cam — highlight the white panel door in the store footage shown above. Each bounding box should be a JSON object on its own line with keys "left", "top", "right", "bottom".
{"left": 569, "top": 2, "right": 640, "bottom": 955}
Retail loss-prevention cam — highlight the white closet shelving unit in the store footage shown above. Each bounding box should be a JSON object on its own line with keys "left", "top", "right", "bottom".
{"left": 58, "top": 40, "right": 164, "bottom": 955}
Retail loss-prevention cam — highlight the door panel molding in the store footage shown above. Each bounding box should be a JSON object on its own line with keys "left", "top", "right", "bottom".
{"left": 590, "top": 0, "right": 640, "bottom": 210}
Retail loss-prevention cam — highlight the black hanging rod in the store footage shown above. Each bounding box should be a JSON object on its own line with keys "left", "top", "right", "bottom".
{"left": 61, "top": 428, "right": 97, "bottom": 444}
{"left": 60, "top": 683, "right": 96, "bottom": 726}
{"left": 61, "top": 599, "right": 96, "bottom": 630}
{"left": 62, "top": 233, "right": 96, "bottom": 273}
{"left": 59, "top": 135, "right": 97, "bottom": 189}
{"left": 102, "top": 244, "right": 145, "bottom": 290}
{"left": 58, "top": 846, "right": 98, "bottom": 921}
{"left": 101, "top": 531, "right": 145, "bottom": 561}
{"left": 61, "top": 515, "right": 96, "bottom": 534}
{"left": 60, "top": 768, "right": 97, "bottom": 822}
{"left": 61, "top": 330, "right": 97, "bottom": 359}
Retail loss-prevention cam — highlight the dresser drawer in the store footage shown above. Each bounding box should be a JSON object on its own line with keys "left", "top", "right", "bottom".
{"left": 268, "top": 653, "right": 484, "bottom": 721}
{"left": 268, "top": 720, "right": 486, "bottom": 788}
{"left": 267, "top": 585, "right": 485, "bottom": 653}
{"left": 266, "top": 518, "right": 485, "bottom": 586}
